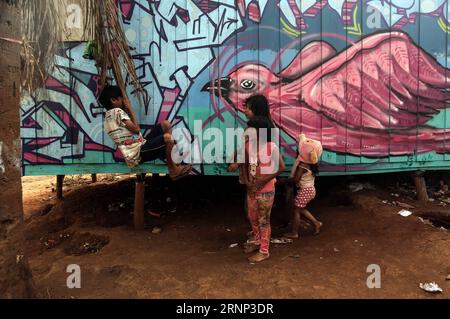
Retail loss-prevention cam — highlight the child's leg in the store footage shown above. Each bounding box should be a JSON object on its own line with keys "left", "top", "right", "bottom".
{"left": 161, "top": 120, "right": 172, "bottom": 134}
{"left": 161, "top": 121, "right": 192, "bottom": 167}
{"left": 246, "top": 192, "right": 260, "bottom": 244}
{"left": 163, "top": 133, "right": 191, "bottom": 179}
{"left": 163, "top": 133, "right": 177, "bottom": 172}
{"left": 284, "top": 207, "right": 301, "bottom": 239}
{"left": 141, "top": 123, "right": 191, "bottom": 179}
{"left": 248, "top": 192, "right": 274, "bottom": 263}
{"left": 299, "top": 208, "right": 323, "bottom": 235}
{"left": 296, "top": 187, "right": 322, "bottom": 234}
{"left": 159, "top": 122, "right": 185, "bottom": 170}
{"left": 256, "top": 192, "right": 275, "bottom": 255}
{"left": 283, "top": 187, "right": 304, "bottom": 238}
{"left": 244, "top": 194, "right": 253, "bottom": 237}
{"left": 144, "top": 122, "right": 169, "bottom": 140}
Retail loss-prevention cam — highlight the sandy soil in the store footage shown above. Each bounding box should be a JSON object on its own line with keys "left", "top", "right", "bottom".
{"left": 21, "top": 173, "right": 450, "bottom": 299}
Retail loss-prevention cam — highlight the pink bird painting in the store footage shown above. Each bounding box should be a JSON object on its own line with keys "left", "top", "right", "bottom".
{"left": 202, "top": 31, "right": 450, "bottom": 158}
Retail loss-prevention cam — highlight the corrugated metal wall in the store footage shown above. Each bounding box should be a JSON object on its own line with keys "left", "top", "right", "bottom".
{"left": 21, "top": 0, "right": 450, "bottom": 176}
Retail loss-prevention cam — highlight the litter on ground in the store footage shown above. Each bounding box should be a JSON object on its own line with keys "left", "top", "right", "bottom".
{"left": 418, "top": 217, "right": 434, "bottom": 227}
{"left": 348, "top": 182, "right": 375, "bottom": 192}
{"left": 151, "top": 227, "right": 162, "bottom": 234}
{"left": 419, "top": 282, "right": 443, "bottom": 293}
{"left": 271, "top": 238, "right": 293, "bottom": 244}
{"left": 398, "top": 210, "right": 413, "bottom": 217}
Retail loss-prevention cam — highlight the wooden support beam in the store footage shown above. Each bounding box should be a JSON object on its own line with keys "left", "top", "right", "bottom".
{"left": 56, "top": 175, "right": 65, "bottom": 200}
{"left": 414, "top": 171, "right": 429, "bottom": 203}
{"left": 134, "top": 174, "right": 146, "bottom": 230}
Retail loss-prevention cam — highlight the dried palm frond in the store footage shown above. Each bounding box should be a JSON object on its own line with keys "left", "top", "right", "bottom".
{"left": 21, "top": 0, "right": 143, "bottom": 103}
{"left": 21, "top": 0, "right": 63, "bottom": 94}
{"left": 81, "top": 0, "right": 143, "bottom": 101}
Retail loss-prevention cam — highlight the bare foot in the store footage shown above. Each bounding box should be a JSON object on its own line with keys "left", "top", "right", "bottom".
{"left": 314, "top": 222, "right": 323, "bottom": 235}
{"left": 283, "top": 232, "right": 299, "bottom": 239}
{"left": 244, "top": 243, "right": 260, "bottom": 254}
{"left": 248, "top": 252, "right": 270, "bottom": 263}
{"left": 169, "top": 165, "right": 192, "bottom": 181}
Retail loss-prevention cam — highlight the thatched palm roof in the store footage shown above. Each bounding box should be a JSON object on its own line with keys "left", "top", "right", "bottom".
{"left": 21, "top": 0, "right": 142, "bottom": 101}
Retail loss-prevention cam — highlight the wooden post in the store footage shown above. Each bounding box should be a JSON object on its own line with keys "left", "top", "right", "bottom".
{"left": 91, "top": 174, "right": 97, "bottom": 183}
{"left": 134, "top": 174, "right": 146, "bottom": 230}
{"left": 56, "top": 175, "right": 65, "bottom": 200}
{"left": 414, "top": 171, "right": 429, "bottom": 202}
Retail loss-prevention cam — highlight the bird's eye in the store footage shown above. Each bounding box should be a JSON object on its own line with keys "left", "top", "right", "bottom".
{"left": 240, "top": 80, "right": 255, "bottom": 90}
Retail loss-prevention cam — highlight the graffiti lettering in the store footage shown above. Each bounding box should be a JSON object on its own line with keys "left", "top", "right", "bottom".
{"left": 127, "top": 0, "right": 244, "bottom": 123}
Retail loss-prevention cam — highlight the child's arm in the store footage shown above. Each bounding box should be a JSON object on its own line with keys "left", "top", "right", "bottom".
{"left": 228, "top": 163, "right": 241, "bottom": 172}
{"left": 278, "top": 162, "right": 307, "bottom": 186}
{"left": 293, "top": 166, "right": 306, "bottom": 184}
{"left": 240, "top": 163, "right": 250, "bottom": 186}
{"left": 122, "top": 98, "right": 141, "bottom": 134}
{"left": 248, "top": 146, "right": 286, "bottom": 192}
{"left": 123, "top": 120, "right": 140, "bottom": 135}
{"left": 228, "top": 132, "right": 247, "bottom": 172}
{"left": 227, "top": 149, "right": 241, "bottom": 172}
{"left": 280, "top": 166, "right": 303, "bottom": 185}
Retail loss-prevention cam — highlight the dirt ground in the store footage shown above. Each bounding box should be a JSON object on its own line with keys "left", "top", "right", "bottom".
{"left": 22, "top": 172, "right": 450, "bottom": 299}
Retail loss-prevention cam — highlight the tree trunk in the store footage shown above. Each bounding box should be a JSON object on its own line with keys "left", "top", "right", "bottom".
{"left": 0, "top": 0, "right": 36, "bottom": 298}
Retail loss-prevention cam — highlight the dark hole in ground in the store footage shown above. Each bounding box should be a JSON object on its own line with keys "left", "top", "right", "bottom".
{"left": 417, "top": 212, "right": 450, "bottom": 230}
{"left": 39, "top": 204, "right": 54, "bottom": 217}
{"left": 40, "top": 231, "right": 74, "bottom": 251}
{"left": 64, "top": 232, "right": 110, "bottom": 256}
{"left": 38, "top": 231, "right": 110, "bottom": 256}
{"left": 425, "top": 218, "right": 450, "bottom": 229}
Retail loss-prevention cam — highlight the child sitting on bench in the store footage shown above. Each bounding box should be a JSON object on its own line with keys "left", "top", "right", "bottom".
{"left": 99, "top": 85, "right": 191, "bottom": 180}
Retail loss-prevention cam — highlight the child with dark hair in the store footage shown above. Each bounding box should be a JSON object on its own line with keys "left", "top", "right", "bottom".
{"left": 243, "top": 94, "right": 274, "bottom": 127}
{"left": 99, "top": 86, "right": 191, "bottom": 180}
{"left": 227, "top": 94, "right": 277, "bottom": 245}
{"left": 240, "top": 116, "right": 285, "bottom": 263}
{"left": 228, "top": 94, "right": 274, "bottom": 173}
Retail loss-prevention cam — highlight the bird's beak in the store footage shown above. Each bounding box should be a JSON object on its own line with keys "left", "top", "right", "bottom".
{"left": 201, "top": 77, "right": 232, "bottom": 100}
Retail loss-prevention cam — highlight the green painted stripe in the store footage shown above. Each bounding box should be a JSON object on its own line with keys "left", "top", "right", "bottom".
{"left": 24, "top": 161, "right": 450, "bottom": 177}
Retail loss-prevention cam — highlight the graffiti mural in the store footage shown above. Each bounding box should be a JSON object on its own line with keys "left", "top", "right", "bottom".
{"left": 205, "top": 31, "right": 450, "bottom": 156}
{"left": 21, "top": 0, "right": 450, "bottom": 176}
